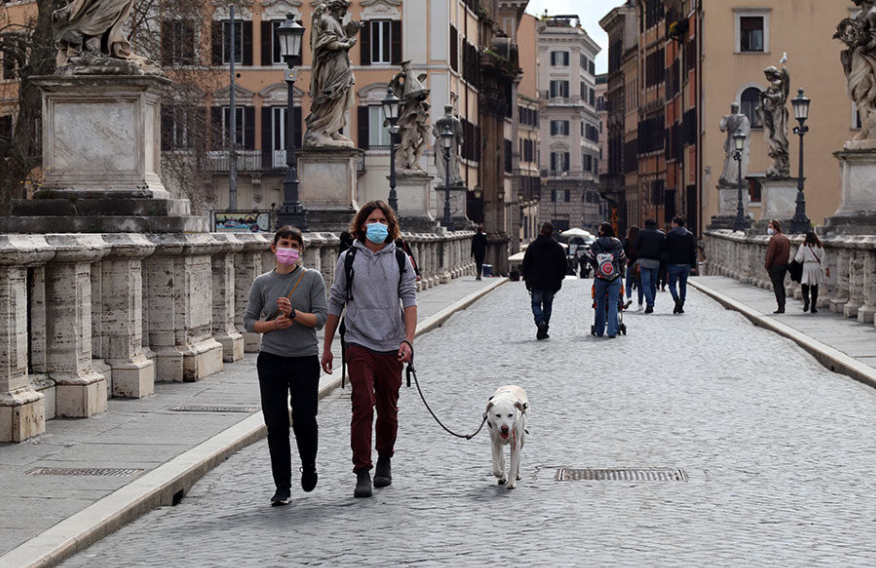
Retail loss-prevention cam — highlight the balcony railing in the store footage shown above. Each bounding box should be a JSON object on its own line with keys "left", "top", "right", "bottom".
{"left": 202, "top": 150, "right": 286, "bottom": 172}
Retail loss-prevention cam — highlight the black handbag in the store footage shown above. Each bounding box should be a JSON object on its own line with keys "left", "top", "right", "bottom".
{"left": 788, "top": 259, "right": 803, "bottom": 283}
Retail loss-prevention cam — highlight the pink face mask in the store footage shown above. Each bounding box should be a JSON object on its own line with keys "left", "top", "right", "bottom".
{"left": 275, "top": 247, "right": 300, "bottom": 266}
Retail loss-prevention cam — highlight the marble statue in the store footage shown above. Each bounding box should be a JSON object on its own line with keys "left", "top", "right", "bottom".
{"left": 53, "top": 0, "right": 161, "bottom": 75}
{"left": 388, "top": 61, "right": 431, "bottom": 173}
{"left": 836, "top": 0, "right": 876, "bottom": 147}
{"left": 718, "top": 102, "right": 751, "bottom": 187}
{"left": 757, "top": 64, "right": 790, "bottom": 179}
{"left": 303, "top": 0, "right": 362, "bottom": 148}
{"left": 433, "top": 105, "right": 465, "bottom": 187}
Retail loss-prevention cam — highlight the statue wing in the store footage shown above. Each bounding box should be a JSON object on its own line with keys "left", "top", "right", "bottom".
{"left": 780, "top": 66, "right": 790, "bottom": 99}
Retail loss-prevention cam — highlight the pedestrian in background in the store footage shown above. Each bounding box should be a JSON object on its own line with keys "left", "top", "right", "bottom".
{"left": 623, "top": 225, "right": 642, "bottom": 310}
{"left": 795, "top": 230, "right": 826, "bottom": 313}
{"left": 765, "top": 219, "right": 791, "bottom": 314}
{"left": 244, "top": 226, "right": 328, "bottom": 507}
{"left": 321, "top": 201, "right": 418, "bottom": 499}
{"left": 665, "top": 216, "right": 698, "bottom": 314}
{"left": 522, "top": 222, "right": 567, "bottom": 340}
{"left": 659, "top": 223, "right": 672, "bottom": 291}
{"left": 587, "top": 222, "right": 626, "bottom": 338}
{"left": 471, "top": 225, "right": 488, "bottom": 280}
{"left": 633, "top": 219, "right": 665, "bottom": 313}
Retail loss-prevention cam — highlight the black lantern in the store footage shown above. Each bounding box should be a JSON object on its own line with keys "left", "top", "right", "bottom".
{"left": 381, "top": 87, "right": 402, "bottom": 212}
{"left": 790, "top": 88, "right": 811, "bottom": 234}
{"left": 441, "top": 124, "right": 454, "bottom": 230}
{"left": 732, "top": 128, "right": 749, "bottom": 232}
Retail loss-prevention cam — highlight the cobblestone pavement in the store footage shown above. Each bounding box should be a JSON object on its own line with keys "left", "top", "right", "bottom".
{"left": 60, "top": 279, "right": 876, "bottom": 567}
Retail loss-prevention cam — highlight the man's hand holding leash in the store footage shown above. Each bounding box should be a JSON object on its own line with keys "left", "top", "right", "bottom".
{"left": 398, "top": 339, "right": 413, "bottom": 363}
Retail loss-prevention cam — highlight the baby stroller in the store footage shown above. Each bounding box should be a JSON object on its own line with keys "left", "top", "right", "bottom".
{"left": 590, "top": 281, "right": 627, "bottom": 336}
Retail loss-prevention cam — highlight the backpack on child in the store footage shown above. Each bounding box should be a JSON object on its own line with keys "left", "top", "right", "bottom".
{"left": 594, "top": 240, "right": 621, "bottom": 281}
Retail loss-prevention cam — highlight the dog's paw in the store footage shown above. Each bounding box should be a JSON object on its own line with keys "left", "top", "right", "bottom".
{"left": 497, "top": 476, "right": 507, "bottom": 485}
{"left": 506, "top": 481, "right": 517, "bottom": 490}
{"left": 493, "top": 470, "right": 504, "bottom": 479}
{"left": 516, "top": 473, "right": 522, "bottom": 480}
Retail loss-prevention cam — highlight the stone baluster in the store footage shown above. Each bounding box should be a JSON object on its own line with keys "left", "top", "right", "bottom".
{"left": 739, "top": 237, "right": 753, "bottom": 283}
{"left": 419, "top": 238, "right": 432, "bottom": 290}
{"left": 145, "top": 234, "right": 224, "bottom": 382}
{"left": 44, "top": 234, "right": 110, "bottom": 417}
{"left": 319, "top": 234, "right": 340, "bottom": 290}
{"left": 100, "top": 234, "right": 157, "bottom": 398}
{"left": 233, "top": 234, "right": 270, "bottom": 352}
{"left": 857, "top": 237, "right": 876, "bottom": 323}
{"left": 0, "top": 236, "right": 55, "bottom": 442}
{"left": 844, "top": 239, "right": 866, "bottom": 318}
{"left": 210, "top": 234, "right": 245, "bottom": 363}
{"left": 829, "top": 244, "right": 851, "bottom": 314}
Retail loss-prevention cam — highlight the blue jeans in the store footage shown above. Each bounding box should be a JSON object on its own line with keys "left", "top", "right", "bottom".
{"left": 625, "top": 265, "right": 644, "bottom": 306}
{"left": 594, "top": 277, "right": 621, "bottom": 337}
{"left": 668, "top": 264, "right": 691, "bottom": 303}
{"left": 640, "top": 266, "right": 659, "bottom": 307}
{"left": 530, "top": 289, "right": 555, "bottom": 326}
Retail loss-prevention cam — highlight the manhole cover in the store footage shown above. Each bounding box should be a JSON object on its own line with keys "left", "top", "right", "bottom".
{"left": 26, "top": 467, "right": 145, "bottom": 477}
{"left": 555, "top": 468, "right": 687, "bottom": 481}
{"left": 170, "top": 405, "right": 258, "bottom": 413}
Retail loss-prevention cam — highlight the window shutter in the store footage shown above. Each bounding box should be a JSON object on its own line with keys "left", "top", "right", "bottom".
{"left": 550, "top": 152, "right": 556, "bottom": 172}
{"left": 391, "top": 20, "right": 402, "bottom": 64}
{"left": 261, "top": 21, "right": 272, "bottom": 66}
{"left": 357, "top": 106, "right": 369, "bottom": 149}
{"left": 242, "top": 21, "right": 253, "bottom": 66}
{"left": 294, "top": 107, "right": 302, "bottom": 148}
{"left": 161, "top": 21, "right": 173, "bottom": 67}
{"left": 183, "top": 22, "right": 196, "bottom": 64}
{"left": 261, "top": 106, "right": 272, "bottom": 158}
{"left": 211, "top": 21, "right": 222, "bottom": 65}
{"left": 564, "top": 152, "right": 570, "bottom": 171}
{"left": 210, "top": 106, "right": 222, "bottom": 149}
{"left": 244, "top": 106, "right": 255, "bottom": 149}
{"left": 360, "top": 22, "right": 371, "bottom": 66}
{"left": 161, "top": 105, "right": 173, "bottom": 151}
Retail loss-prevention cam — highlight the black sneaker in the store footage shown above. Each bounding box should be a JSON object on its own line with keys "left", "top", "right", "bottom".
{"left": 373, "top": 456, "right": 392, "bottom": 488}
{"left": 300, "top": 465, "right": 318, "bottom": 492}
{"left": 354, "top": 469, "right": 372, "bottom": 498}
{"left": 536, "top": 322, "right": 548, "bottom": 340}
{"left": 645, "top": 305, "right": 654, "bottom": 314}
{"left": 271, "top": 488, "right": 291, "bottom": 507}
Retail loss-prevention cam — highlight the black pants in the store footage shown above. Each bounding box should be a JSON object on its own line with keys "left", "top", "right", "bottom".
{"left": 769, "top": 265, "right": 788, "bottom": 308}
{"left": 257, "top": 352, "right": 320, "bottom": 491}
{"left": 802, "top": 284, "right": 819, "bottom": 309}
{"left": 474, "top": 254, "right": 485, "bottom": 277}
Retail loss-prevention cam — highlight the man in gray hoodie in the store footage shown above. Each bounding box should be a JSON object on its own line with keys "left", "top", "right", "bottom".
{"left": 321, "top": 200, "right": 418, "bottom": 498}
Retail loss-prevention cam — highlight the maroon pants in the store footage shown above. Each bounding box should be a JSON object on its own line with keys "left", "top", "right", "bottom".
{"left": 346, "top": 345, "right": 403, "bottom": 473}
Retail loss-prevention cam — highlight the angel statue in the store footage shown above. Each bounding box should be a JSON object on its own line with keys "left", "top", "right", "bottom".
{"left": 388, "top": 61, "right": 431, "bottom": 173}
{"left": 756, "top": 63, "right": 790, "bottom": 179}
{"left": 303, "top": 0, "right": 363, "bottom": 148}
{"left": 835, "top": 0, "right": 876, "bottom": 147}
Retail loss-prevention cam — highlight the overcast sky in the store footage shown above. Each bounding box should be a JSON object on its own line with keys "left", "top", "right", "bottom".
{"left": 524, "top": 0, "right": 630, "bottom": 74}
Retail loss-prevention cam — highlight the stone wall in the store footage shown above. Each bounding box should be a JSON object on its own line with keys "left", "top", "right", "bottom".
{"left": 703, "top": 229, "right": 876, "bottom": 324}
{"left": 0, "top": 231, "right": 475, "bottom": 442}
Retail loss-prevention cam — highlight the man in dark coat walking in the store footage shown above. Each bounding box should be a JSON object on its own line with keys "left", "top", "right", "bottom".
{"left": 471, "top": 226, "right": 488, "bottom": 280}
{"left": 664, "top": 216, "right": 698, "bottom": 314}
{"left": 633, "top": 218, "right": 665, "bottom": 313}
{"left": 522, "top": 222, "right": 567, "bottom": 340}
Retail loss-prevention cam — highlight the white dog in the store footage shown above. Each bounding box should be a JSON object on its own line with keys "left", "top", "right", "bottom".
{"left": 485, "top": 385, "right": 529, "bottom": 489}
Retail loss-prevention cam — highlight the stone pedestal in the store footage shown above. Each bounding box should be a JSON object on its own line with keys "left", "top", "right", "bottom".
{"left": 298, "top": 147, "right": 363, "bottom": 232}
{"left": 824, "top": 150, "right": 876, "bottom": 234}
{"left": 0, "top": 75, "right": 208, "bottom": 233}
{"left": 395, "top": 173, "right": 439, "bottom": 232}
{"left": 433, "top": 184, "right": 470, "bottom": 230}
{"left": 709, "top": 186, "right": 751, "bottom": 230}
{"left": 761, "top": 178, "right": 798, "bottom": 221}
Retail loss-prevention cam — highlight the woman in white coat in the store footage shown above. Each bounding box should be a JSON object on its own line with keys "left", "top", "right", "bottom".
{"left": 794, "top": 231, "right": 826, "bottom": 313}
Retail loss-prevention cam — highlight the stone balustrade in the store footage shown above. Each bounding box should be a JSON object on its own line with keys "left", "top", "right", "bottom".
{"left": 0, "top": 230, "right": 475, "bottom": 442}
{"left": 703, "top": 229, "right": 876, "bottom": 324}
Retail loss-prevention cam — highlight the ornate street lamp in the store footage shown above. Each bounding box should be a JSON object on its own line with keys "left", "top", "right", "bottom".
{"left": 732, "top": 128, "right": 749, "bottom": 232}
{"left": 790, "top": 88, "right": 812, "bottom": 234}
{"left": 441, "top": 124, "right": 454, "bottom": 230}
{"left": 381, "top": 87, "right": 401, "bottom": 212}
{"left": 473, "top": 185, "right": 483, "bottom": 199}
{"left": 275, "top": 13, "right": 308, "bottom": 230}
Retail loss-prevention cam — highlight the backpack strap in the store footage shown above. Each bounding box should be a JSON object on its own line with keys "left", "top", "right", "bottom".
{"left": 344, "top": 247, "right": 357, "bottom": 302}
{"left": 395, "top": 248, "right": 407, "bottom": 285}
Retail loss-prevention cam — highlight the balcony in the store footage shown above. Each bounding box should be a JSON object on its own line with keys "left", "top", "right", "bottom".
{"left": 201, "top": 150, "right": 367, "bottom": 175}
{"left": 540, "top": 169, "right": 596, "bottom": 180}
{"left": 540, "top": 92, "right": 585, "bottom": 107}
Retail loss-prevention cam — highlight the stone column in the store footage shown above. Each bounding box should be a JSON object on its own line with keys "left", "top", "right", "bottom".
{"left": 234, "top": 234, "right": 270, "bottom": 352}
{"left": 857, "top": 238, "right": 876, "bottom": 323}
{"left": 101, "top": 234, "right": 156, "bottom": 398}
{"left": 146, "top": 234, "right": 224, "bottom": 382}
{"left": 44, "top": 234, "right": 109, "bottom": 417}
{"left": 844, "top": 241, "right": 866, "bottom": 319}
{"left": 830, "top": 245, "right": 851, "bottom": 313}
{"left": 210, "top": 234, "right": 245, "bottom": 363}
{"left": 0, "top": 236, "right": 55, "bottom": 442}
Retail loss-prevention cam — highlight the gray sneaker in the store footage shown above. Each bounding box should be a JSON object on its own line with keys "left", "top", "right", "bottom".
{"left": 373, "top": 456, "right": 392, "bottom": 488}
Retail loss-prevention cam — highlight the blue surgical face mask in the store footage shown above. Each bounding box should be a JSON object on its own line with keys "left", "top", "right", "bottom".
{"left": 366, "top": 222, "right": 389, "bottom": 244}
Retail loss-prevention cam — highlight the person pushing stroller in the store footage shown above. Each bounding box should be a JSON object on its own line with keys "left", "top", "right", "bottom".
{"left": 586, "top": 222, "right": 627, "bottom": 338}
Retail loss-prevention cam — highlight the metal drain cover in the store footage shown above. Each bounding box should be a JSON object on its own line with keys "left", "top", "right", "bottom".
{"left": 170, "top": 405, "right": 258, "bottom": 413}
{"left": 555, "top": 468, "right": 688, "bottom": 482}
{"left": 26, "top": 467, "right": 145, "bottom": 477}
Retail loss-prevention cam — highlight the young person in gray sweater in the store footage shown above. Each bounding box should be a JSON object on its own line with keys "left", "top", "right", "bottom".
{"left": 321, "top": 201, "right": 418, "bottom": 498}
{"left": 244, "top": 226, "right": 328, "bottom": 506}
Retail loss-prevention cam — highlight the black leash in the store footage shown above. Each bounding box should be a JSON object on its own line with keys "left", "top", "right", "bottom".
{"left": 401, "top": 340, "right": 487, "bottom": 440}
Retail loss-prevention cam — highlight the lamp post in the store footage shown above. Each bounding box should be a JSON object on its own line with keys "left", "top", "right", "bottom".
{"left": 275, "top": 13, "right": 308, "bottom": 231}
{"left": 441, "top": 124, "right": 454, "bottom": 230}
{"left": 732, "top": 128, "right": 749, "bottom": 232}
{"left": 381, "top": 88, "right": 401, "bottom": 212}
{"left": 790, "top": 88, "right": 812, "bottom": 234}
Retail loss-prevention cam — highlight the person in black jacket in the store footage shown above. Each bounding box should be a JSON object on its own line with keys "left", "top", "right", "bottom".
{"left": 633, "top": 218, "right": 665, "bottom": 313}
{"left": 521, "top": 222, "right": 567, "bottom": 340}
{"left": 471, "top": 226, "right": 488, "bottom": 280}
{"left": 664, "top": 216, "right": 698, "bottom": 314}
{"left": 587, "top": 222, "right": 627, "bottom": 338}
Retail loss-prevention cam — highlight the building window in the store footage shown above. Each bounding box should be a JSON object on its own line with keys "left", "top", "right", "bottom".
{"left": 210, "top": 105, "right": 255, "bottom": 150}
{"left": 360, "top": 20, "right": 401, "bottom": 65}
{"left": 549, "top": 80, "right": 569, "bottom": 99}
{"left": 161, "top": 20, "right": 196, "bottom": 66}
{"left": 551, "top": 189, "right": 570, "bottom": 202}
{"left": 550, "top": 151, "right": 570, "bottom": 173}
{"left": 371, "top": 20, "right": 392, "bottom": 64}
{"left": 212, "top": 20, "right": 252, "bottom": 66}
{"left": 368, "top": 106, "right": 391, "bottom": 147}
{"left": 161, "top": 106, "right": 195, "bottom": 150}
{"left": 551, "top": 51, "right": 569, "bottom": 66}
{"left": 223, "top": 21, "right": 243, "bottom": 63}
{"left": 0, "top": 115, "right": 12, "bottom": 141}
{"left": 735, "top": 9, "right": 770, "bottom": 54}
{"left": 741, "top": 87, "right": 763, "bottom": 129}
{"left": 550, "top": 120, "right": 570, "bottom": 136}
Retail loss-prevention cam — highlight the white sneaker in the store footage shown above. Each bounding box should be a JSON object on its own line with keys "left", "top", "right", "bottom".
{"left": 637, "top": 304, "right": 644, "bottom": 311}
